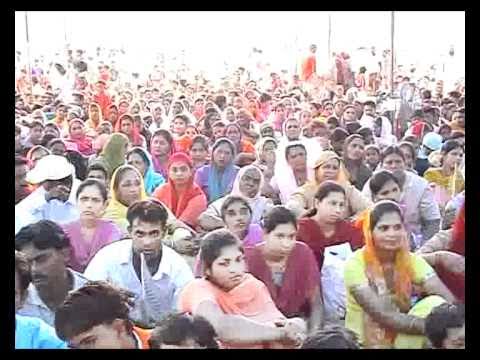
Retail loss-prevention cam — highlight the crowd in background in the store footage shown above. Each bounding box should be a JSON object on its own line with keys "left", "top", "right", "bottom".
{"left": 14, "top": 42, "right": 465, "bottom": 349}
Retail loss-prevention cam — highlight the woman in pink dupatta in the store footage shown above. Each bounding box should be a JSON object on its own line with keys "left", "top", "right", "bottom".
{"left": 150, "top": 129, "right": 175, "bottom": 179}
{"left": 179, "top": 229, "right": 306, "bottom": 349}
{"left": 66, "top": 119, "right": 94, "bottom": 156}
{"left": 62, "top": 179, "right": 123, "bottom": 273}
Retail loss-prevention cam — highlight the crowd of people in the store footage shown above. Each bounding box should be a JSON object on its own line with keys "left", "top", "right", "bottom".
{"left": 14, "top": 43, "right": 465, "bottom": 349}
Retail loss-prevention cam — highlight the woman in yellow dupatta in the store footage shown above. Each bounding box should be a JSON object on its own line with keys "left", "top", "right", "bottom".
{"left": 287, "top": 150, "right": 371, "bottom": 219}
{"left": 344, "top": 201, "right": 455, "bottom": 348}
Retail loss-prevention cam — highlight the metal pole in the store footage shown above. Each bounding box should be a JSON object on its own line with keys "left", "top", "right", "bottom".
{"left": 24, "top": 11, "right": 32, "bottom": 94}
{"left": 390, "top": 11, "right": 395, "bottom": 96}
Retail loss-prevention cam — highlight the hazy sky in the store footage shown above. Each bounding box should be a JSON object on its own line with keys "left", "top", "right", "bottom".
{"left": 15, "top": 11, "right": 465, "bottom": 74}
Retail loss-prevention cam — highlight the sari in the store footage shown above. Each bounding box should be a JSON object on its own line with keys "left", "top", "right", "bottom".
{"left": 153, "top": 153, "right": 207, "bottom": 228}
{"left": 93, "top": 133, "right": 129, "bottom": 179}
{"left": 65, "top": 119, "right": 94, "bottom": 156}
{"left": 85, "top": 102, "right": 103, "bottom": 132}
{"left": 129, "top": 147, "right": 165, "bottom": 195}
{"left": 178, "top": 273, "right": 286, "bottom": 349}
{"left": 150, "top": 130, "right": 175, "bottom": 179}
{"left": 103, "top": 165, "right": 148, "bottom": 231}
{"left": 195, "top": 138, "right": 239, "bottom": 203}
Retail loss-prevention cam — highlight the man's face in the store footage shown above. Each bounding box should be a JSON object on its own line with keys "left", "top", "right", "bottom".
{"left": 20, "top": 243, "right": 67, "bottom": 292}
{"left": 129, "top": 219, "right": 165, "bottom": 264}
{"left": 69, "top": 321, "right": 129, "bottom": 349}
{"left": 452, "top": 112, "right": 465, "bottom": 128}
{"left": 44, "top": 176, "right": 73, "bottom": 203}
{"left": 343, "top": 107, "right": 357, "bottom": 123}
{"left": 30, "top": 125, "right": 44, "bottom": 145}
{"left": 364, "top": 104, "right": 376, "bottom": 117}
{"left": 334, "top": 102, "right": 345, "bottom": 115}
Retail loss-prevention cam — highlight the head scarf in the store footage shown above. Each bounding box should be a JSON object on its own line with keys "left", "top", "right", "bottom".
{"left": 86, "top": 102, "right": 103, "bottom": 129}
{"left": 66, "top": 119, "right": 93, "bottom": 156}
{"left": 128, "top": 147, "right": 165, "bottom": 195}
{"left": 311, "top": 150, "right": 349, "bottom": 186}
{"left": 97, "top": 133, "right": 129, "bottom": 178}
{"left": 154, "top": 152, "right": 204, "bottom": 219}
{"left": 208, "top": 138, "right": 238, "bottom": 202}
{"left": 115, "top": 113, "right": 143, "bottom": 146}
{"left": 225, "top": 123, "right": 243, "bottom": 151}
{"left": 255, "top": 136, "right": 277, "bottom": 161}
{"left": 175, "top": 134, "right": 194, "bottom": 153}
{"left": 361, "top": 205, "right": 414, "bottom": 348}
{"left": 104, "top": 165, "right": 147, "bottom": 231}
{"left": 231, "top": 165, "right": 268, "bottom": 224}
{"left": 93, "top": 133, "right": 111, "bottom": 153}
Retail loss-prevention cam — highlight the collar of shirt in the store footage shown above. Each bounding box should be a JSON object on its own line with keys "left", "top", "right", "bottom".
{"left": 118, "top": 240, "right": 177, "bottom": 280}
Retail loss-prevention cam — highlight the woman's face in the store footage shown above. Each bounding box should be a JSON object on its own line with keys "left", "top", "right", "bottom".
{"left": 372, "top": 211, "right": 406, "bottom": 252}
{"left": 346, "top": 138, "right": 365, "bottom": 161}
{"left": 154, "top": 107, "right": 163, "bottom": 120}
{"left": 365, "top": 148, "right": 380, "bottom": 167}
{"left": 194, "top": 100, "right": 204, "bottom": 112}
{"left": 239, "top": 168, "right": 262, "bottom": 198}
{"left": 382, "top": 153, "right": 406, "bottom": 174}
{"left": 119, "top": 102, "right": 129, "bottom": 114}
{"left": 223, "top": 201, "right": 251, "bottom": 238}
{"left": 226, "top": 109, "right": 236, "bottom": 123}
{"left": 212, "top": 125, "right": 225, "bottom": 140}
{"left": 324, "top": 104, "right": 334, "bottom": 115}
{"left": 443, "top": 147, "right": 464, "bottom": 169}
{"left": 399, "top": 146, "right": 414, "bottom": 168}
{"left": 77, "top": 185, "right": 107, "bottom": 220}
{"left": 374, "top": 180, "right": 401, "bottom": 203}
{"left": 127, "top": 152, "right": 148, "bottom": 177}
{"left": 316, "top": 158, "right": 340, "bottom": 182}
{"left": 315, "top": 191, "right": 346, "bottom": 223}
{"left": 185, "top": 127, "right": 198, "bottom": 138}
{"left": 264, "top": 223, "right": 297, "bottom": 258}
{"left": 116, "top": 169, "right": 142, "bottom": 207}
{"left": 70, "top": 122, "right": 84, "bottom": 138}
{"left": 121, "top": 119, "right": 133, "bottom": 136}
{"left": 213, "top": 143, "right": 233, "bottom": 168}
{"left": 225, "top": 126, "right": 241, "bottom": 144}
{"left": 206, "top": 244, "right": 246, "bottom": 291}
{"left": 173, "top": 117, "right": 187, "bottom": 136}
{"left": 300, "top": 111, "right": 312, "bottom": 126}
{"left": 190, "top": 143, "right": 208, "bottom": 164}
{"left": 50, "top": 142, "right": 67, "bottom": 157}
{"left": 285, "top": 120, "right": 301, "bottom": 140}
{"left": 169, "top": 161, "right": 192, "bottom": 186}
{"left": 151, "top": 135, "right": 171, "bottom": 157}
{"left": 233, "top": 97, "right": 244, "bottom": 110}
{"left": 172, "top": 103, "right": 183, "bottom": 114}
{"left": 90, "top": 106, "right": 100, "bottom": 121}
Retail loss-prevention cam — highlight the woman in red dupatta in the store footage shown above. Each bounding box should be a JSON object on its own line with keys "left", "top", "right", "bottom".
{"left": 66, "top": 118, "right": 94, "bottom": 156}
{"left": 153, "top": 152, "right": 207, "bottom": 229}
{"left": 115, "top": 113, "right": 146, "bottom": 147}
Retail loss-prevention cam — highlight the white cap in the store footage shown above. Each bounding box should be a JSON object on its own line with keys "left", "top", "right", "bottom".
{"left": 26, "top": 155, "right": 75, "bottom": 184}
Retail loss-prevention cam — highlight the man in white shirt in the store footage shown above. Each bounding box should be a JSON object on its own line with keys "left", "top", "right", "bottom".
{"left": 15, "top": 155, "right": 82, "bottom": 235}
{"left": 84, "top": 199, "right": 194, "bottom": 328}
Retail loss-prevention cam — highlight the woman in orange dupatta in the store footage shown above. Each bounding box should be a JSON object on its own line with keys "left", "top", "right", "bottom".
{"left": 153, "top": 152, "right": 207, "bottom": 229}
{"left": 344, "top": 201, "right": 455, "bottom": 348}
{"left": 178, "top": 229, "right": 307, "bottom": 349}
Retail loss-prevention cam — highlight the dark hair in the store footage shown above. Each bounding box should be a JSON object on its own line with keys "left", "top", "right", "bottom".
{"left": 66, "top": 150, "right": 88, "bottom": 181}
{"left": 55, "top": 281, "right": 135, "bottom": 341}
{"left": 343, "top": 134, "right": 364, "bottom": 160}
{"left": 259, "top": 93, "right": 272, "bottom": 103}
{"left": 220, "top": 195, "right": 252, "bottom": 221}
{"left": 87, "top": 162, "right": 109, "bottom": 181}
{"left": 200, "top": 229, "right": 242, "bottom": 270}
{"left": 152, "top": 129, "right": 174, "bottom": 150}
{"left": 285, "top": 143, "right": 306, "bottom": 160}
{"left": 441, "top": 139, "right": 462, "bottom": 154}
{"left": 15, "top": 220, "right": 70, "bottom": 251}
{"left": 173, "top": 114, "right": 190, "bottom": 125}
{"left": 345, "top": 122, "right": 361, "bottom": 135}
{"left": 15, "top": 155, "right": 28, "bottom": 167}
{"left": 263, "top": 206, "right": 297, "bottom": 233}
{"left": 305, "top": 181, "right": 346, "bottom": 217}
{"left": 212, "top": 138, "right": 236, "bottom": 158}
{"left": 330, "top": 127, "right": 349, "bottom": 142}
{"left": 370, "top": 200, "right": 404, "bottom": 231}
{"left": 126, "top": 199, "right": 169, "bottom": 228}
{"left": 369, "top": 170, "right": 402, "bottom": 196}
{"left": 381, "top": 145, "right": 405, "bottom": 164}
{"left": 76, "top": 178, "right": 108, "bottom": 202}
{"left": 190, "top": 134, "right": 209, "bottom": 151}
{"left": 357, "top": 126, "right": 373, "bottom": 138}
{"left": 363, "top": 100, "right": 376, "bottom": 109}
{"left": 301, "top": 325, "right": 360, "bottom": 349}
{"left": 47, "top": 138, "right": 66, "bottom": 150}
{"left": 15, "top": 250, "right": 32, "bottom": 294}
{"left": 149, "top": 314, "right": 219, "bottom": 349}
{"left": 449, "top": 131, "right": 465, "bottom": 140}
{"left": 425, "top": 303, "right": 465, "bottom": 348}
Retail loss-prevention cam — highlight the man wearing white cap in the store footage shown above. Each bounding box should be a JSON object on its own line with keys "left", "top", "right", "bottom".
{"left": 15, "top": 155, "right": 81, "bottom": 235}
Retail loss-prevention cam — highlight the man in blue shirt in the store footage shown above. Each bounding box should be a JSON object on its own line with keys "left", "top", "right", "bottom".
{"left": 15, "top": 250, "right": 67, "bottom": 349}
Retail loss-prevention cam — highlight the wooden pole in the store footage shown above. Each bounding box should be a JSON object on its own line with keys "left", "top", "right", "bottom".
{"left": 24, "top": 11, "right": 32, "bottom": 94}
{"left": 390, "top": 11, "right": 395, "bottom": 96}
